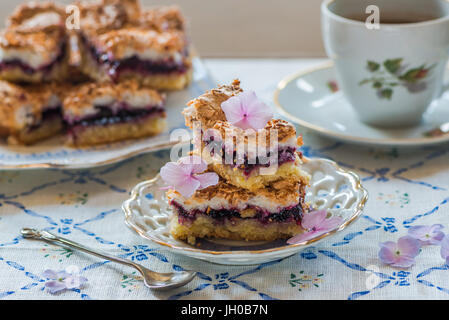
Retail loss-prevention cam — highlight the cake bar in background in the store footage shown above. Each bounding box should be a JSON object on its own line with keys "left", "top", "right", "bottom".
{"left": 63, "top": 80, "right": 166, "bottom": 146}
{"left": 76, "top": 0, "right": 193, "bottom": 90}
{"left": 0, "top": 2, "right": 70, "bottom": 83}
{"left": 0, "top": 81, "right": 63, "bottom": 145}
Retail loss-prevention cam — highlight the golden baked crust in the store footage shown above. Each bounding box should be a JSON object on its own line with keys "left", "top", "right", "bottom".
{"left": 7, "top": 1, "right": 65, "bottom": 33}
{"left": 209, "top": 118, "right": 298, "bottom": 147}
{"left": 0, "top": 81, "right": 59, "bottom": 131}
{"left": 0, "top": 28, "right": 65, "bottom": 61}
{"left": 76, "top": 0, "right": 141, "bottom": 34}
{"left": 63, "top": 80, "right": 165, "bottom": 117}
{"left": 140, "top": 6, "right": 185, "bottom": 32}
{"left": 90, "top": 28, "right": 186, "bottom": 59}
{"left": 183, "top": 79, "right": 243, "bottom": 129}
{"left": 1, "top": 1, "right": 67, "bottom": 57}
{"left": 167, "top": 174, "right": 304, "bottom": 209}
{"left": 0, "top": 2, "right": 69, "bottom": 83}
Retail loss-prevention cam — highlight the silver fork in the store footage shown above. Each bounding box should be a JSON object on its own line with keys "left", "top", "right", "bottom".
{"left": 21, "top": 228, "right": 196, "bottom": 290}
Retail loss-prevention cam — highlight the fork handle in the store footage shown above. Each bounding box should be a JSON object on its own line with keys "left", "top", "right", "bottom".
{"left": 21, "top": 228, "right": 146, "bottom": 274}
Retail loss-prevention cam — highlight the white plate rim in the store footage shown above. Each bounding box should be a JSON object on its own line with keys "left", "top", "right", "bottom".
{"left": 0, "top": 141, "right": 177, "bottom": 170}
{"left": 122, "top": 157, "right": 368, "bottom": 259}
{"left": 274, "top": 61, "right": 449, "bottom": 147}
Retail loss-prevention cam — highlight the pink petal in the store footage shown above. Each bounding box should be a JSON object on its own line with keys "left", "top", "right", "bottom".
{"left": 390, "top": 256, "right": 416, "bottom": 268}
{"left": 408, "top": 224, "right": 445, "bottom": 245}
{"left": 160, "top": 162, "right": 189, "bottom": 186}
{"left": 397, "top": 236, "right": 420, "bottom": 258}
{"left": 429, "top": 224, "right": 445, "bottom": 244}
{"left": 174, "top": 176, "right": 201, "bottom": 198}
{"left": 221, "top": 94, "right": 246, "bottom": 123}
{"left": 195, "top": 172, "right": 219, "bottom": 190}
{"left": 179, "top": 155, "right": 207, "bottom": 174}
{"left": 244, "top": 98, "right": 273, "bottom": 130}
{"left": 430, "top": 224, "right": 445, "bottom": 233}
{"left": 286, "top": 231, "right": 318, "bottom": 244}
{"left": 301, "top": 210, "right": 327, "bottom": 230}
{"left": 441, "top": 235, "right": 449, "bottom": 263}
{"left": 42, "top": 269, "right": 58, "bottom": 280}
{"left": 64, "top": 276, "right": 87, "bottom": 289}
{"left": 45, "top": 280, "right": 67, "bottom": 294}
{"left": 378, "top": 241, "right": 398, "bottom": 265}
{"left": 317, "top": 216, "right": 343, "bottom": 233}
{"left": 408, "top": 225, "right": 429, "bottom": 240}
{"left": 221, "top": 91, "right": 273, "bottom": 130}
{"left": 232, "top": 117, "right": 253, "bottom": 130}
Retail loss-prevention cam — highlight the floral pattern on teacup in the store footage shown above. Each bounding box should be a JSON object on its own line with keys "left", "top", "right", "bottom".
{"left": 359, "top": 58, "right": 434, "bottom": 100}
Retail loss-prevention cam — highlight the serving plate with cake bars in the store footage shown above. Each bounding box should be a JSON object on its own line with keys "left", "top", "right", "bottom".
{"left": 0, "top": 57, "right": 215, "bottom": 170}
{"left": 123, "top": 157, "right": 368, "bottom": 265}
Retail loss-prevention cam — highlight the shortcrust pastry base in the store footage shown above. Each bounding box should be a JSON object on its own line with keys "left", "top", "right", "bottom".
{"left": 170, "top": 214, "right": 305, "bottom": 245}
{"left": 8, "top": 117, "right": 63, "bottom": 145}
{"left": 66, "top": 116, "right": 167, "bottom": 147}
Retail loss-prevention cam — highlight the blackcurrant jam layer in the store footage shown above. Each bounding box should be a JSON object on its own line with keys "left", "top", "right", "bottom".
{"left": 204, "top": 138, "right": 297, "bottom": 176}
{"left": 172, "top": 201, "right": 304, "bottom": 226}
{"left": 81, "top": 35, "right": 188, "bottom": 81}
{"left": 0, "top": 41, "right": 67, "bottom": 75}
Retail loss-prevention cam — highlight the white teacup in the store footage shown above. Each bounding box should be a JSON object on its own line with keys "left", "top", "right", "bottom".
{"left": 321, "top": 0, "right": 449, "bottom": 127}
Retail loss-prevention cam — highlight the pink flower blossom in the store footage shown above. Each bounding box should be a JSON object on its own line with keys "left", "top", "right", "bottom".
{"left": 287, "top": 210, "right": 343, "bottom": 244}
{"left": 441, "top": 235, "right": 449, "bottom": 265}
{"left": 378, "top": 236, "right": 421, "bottom": 268}
{"left": 160, "top": 155, "right": 219, "bottom": 198}
{"left": 43, "top": 265, "right": 87, "bottom": 294}
{"left": 221, "top": 91, "right": 273, "bottom": 130}
{"left": 407, "top": 224, "right": 445, "bottom": 245}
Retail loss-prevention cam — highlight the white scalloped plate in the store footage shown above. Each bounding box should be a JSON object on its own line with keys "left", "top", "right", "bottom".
{"left": 122, "top": 158, "right": 368, "bottom": 265}
{"left": 0, "top": 57, "right": 215, "bottom": 170}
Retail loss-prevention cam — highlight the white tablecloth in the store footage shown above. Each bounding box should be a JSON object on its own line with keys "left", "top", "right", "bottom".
{"left": 1, "top": 59, "right": 448, "bottom": 300}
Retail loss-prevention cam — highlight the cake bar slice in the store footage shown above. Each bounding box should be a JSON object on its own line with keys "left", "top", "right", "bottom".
{"left": 183, "top": 79, "right": 243, "bottom": 130}
{"left": 200, "top": 119, "right": 310, "bottom": 191}
{"left": 0, "top": 2, "right": 70, "bottom": 83}
{"left": 0, "top": 81, "right": 62, "bottom": 145}
{"left": 63, "top": 80, "right": 166, "bottom": 146}
{"left": 184, "top": 79, "right": 310, "bottom": 191}
{"left": 167, "top": 175, "right": 307, "bottom": 244}
{"left": 76, "top": 0, "right": 192, "bottom": 90}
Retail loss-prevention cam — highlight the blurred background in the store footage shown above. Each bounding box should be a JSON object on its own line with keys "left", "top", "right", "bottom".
{"left": 0, "top": 0, "right": 325, "bottom": 58}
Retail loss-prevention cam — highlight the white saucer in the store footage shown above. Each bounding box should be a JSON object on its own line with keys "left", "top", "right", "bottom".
{"left": 122, "top": 158, "right": 367, "bottom": 265}
{"left": 274, "top": 61, "right": 449, "bottom": 147}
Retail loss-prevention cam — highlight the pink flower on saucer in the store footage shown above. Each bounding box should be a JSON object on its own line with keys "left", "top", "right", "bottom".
{"left": 287, "top": 210, "right": 343, "bottom": 244}
{"left": 221, "top": 91, "right": 273, "bottom": 130}
{"left": 378, "top": 236, "right": 421, "bottom": 268}
{"left": 160, "top": 155, "right": 219, "bottom": 198}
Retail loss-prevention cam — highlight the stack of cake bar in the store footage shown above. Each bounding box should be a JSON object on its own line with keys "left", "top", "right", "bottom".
{"left": 0, "top": 0, "right": 192, "bottom": 146}
{"left": 167, "top": 80, "right": 311, "bottom": 244}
